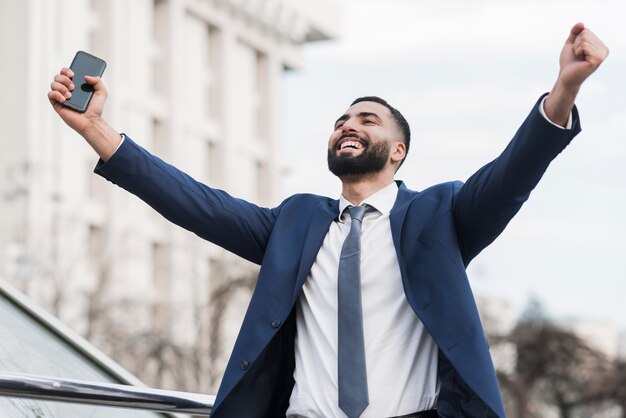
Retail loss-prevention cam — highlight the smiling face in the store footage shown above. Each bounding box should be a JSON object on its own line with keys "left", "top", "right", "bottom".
{"left": 327, "top": 101, "right": 405, "bottom": 179}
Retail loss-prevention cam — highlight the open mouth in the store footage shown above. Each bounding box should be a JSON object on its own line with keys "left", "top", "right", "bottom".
{"left": 335, "top": 136, "right": 367, "bottom": 153}
{"left": 339, "top": 140, "right": 363, "bottom": 150}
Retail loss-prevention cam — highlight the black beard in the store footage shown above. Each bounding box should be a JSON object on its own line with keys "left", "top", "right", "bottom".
{"left": 327, "top": 140, "right": 391, "bottom": 178}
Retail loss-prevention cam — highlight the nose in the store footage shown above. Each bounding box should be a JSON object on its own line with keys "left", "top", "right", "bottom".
{"left": 341, "top": 117, "right": 357, "bottom": 132}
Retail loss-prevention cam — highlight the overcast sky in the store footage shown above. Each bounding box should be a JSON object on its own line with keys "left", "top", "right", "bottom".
{"left": 281, "top": 0, "right": 626, "bottom": 329}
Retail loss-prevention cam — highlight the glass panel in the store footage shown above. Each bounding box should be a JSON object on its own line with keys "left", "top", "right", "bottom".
{"left": 0, "top": 294, "right": 164, "bottom": 417}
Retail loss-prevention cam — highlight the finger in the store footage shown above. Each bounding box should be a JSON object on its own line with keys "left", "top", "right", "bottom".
{"left": 574, "top": 39, "right": 608, "bottom": 68}
{"left": 574, "top": 42, "right": 596, "bottom": 64}
{"left": 83, "top": 75, "right": 99, "bottom": 84}
{"left": 48, "top": 90, "right": 67, "bottom": 104}
{"left": 50, "top": 81, "right": 73, "bottom": 98}
{"left": 84, "top": 76, "right": 108, "bottom": 95}
{"left": 573, "top": 37, "right": 589, "bottom": 57}
{"left": 60, "top": 67, "right": 74, "bottom": 78}
{"left": 566, "top": 22, "right": 585, "bottom": 43}
{"left": 54, "top": 74, "right": 75, "bottom": 91}
{"left": 578, "top": 29, "right": 610, "bottom": 60}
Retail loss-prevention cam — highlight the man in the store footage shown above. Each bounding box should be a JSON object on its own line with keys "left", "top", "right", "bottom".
{"left": 48, "top": 23, "right": 607, "bottom": 418}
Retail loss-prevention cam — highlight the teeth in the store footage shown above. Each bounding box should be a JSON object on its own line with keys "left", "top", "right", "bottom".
{"left": 340, "top": 140, "right": 362, "bottom": 150}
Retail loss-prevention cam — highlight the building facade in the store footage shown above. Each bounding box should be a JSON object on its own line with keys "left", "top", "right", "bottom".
{"left": 0, "top": 0, "right": 337, "bottom": 393}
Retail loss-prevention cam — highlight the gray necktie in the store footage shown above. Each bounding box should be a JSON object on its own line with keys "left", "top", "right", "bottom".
{"left": 338, "top": 205, "right": 369, "bottom": 418}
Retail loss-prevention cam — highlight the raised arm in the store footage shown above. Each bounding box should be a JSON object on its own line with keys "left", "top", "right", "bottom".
{"left": 453, "top": 23, "right": 608, "bottom": 264}
{"left": 48, "top": 67, "right": 276, "bottom": 264}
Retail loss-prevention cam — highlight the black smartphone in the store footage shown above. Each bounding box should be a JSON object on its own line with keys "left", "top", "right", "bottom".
{"left": 62, "top": 51, "right": 107, "bottom": 112}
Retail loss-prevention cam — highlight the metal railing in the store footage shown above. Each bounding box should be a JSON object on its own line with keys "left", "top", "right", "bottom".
{"left": 0, "top": 371, "right": 215, "bottom": 415}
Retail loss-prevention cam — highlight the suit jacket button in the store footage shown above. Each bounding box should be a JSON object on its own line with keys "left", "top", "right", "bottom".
{"left": 271, "top": 320, "right": 281, "bottom": 328}
{"left": 240, "top": 361, "right": 249, "bottom": 370}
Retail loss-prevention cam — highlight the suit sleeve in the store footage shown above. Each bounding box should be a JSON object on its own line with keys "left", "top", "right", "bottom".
{"left": 453, "top": 94, "right": 581, "bottom": 265}
{"left": 94, "top": 136, "right": 276, "bottom": 265}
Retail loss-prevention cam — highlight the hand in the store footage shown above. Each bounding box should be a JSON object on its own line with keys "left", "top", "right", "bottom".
{"left": 557, "top": 22, "right": 609, "bottom": 91}
{"left": 47, "top": 67, "right": 121, "bottom": 160}
{"left": 48, "top": 67, "right": 108, "bottom": 136}
{"left": 544, "top": 23, "right": 609, "bottom": 126}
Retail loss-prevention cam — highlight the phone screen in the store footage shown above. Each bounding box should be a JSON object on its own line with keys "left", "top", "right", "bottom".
{"left": 63, "top": 51, "right": 107, "bottom": 112}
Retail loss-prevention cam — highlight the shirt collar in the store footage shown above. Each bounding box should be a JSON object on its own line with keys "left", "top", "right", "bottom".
{"left": 338, "top": 181, "right": 399, "bottom": 217}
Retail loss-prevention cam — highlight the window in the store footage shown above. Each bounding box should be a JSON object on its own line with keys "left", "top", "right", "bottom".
{"left": 255, "top": 160, "right": 270, "bottom": 204}
{"left": 151, "top": 242, "right": 171, "bottom": 329}
{"left": 152, "top": 118, "right": 168, "bottom": 158}
{"left": 152, "top": 0, "right": 168, "bottom": 97}
{"left": 183, "top": 14, "right": 221, "bottom": 122}
{"left": 207, "top": 141, "right": 222, "bottom": 186}
{"left": 254, "top": 51, "right": 269, "bottom": 140}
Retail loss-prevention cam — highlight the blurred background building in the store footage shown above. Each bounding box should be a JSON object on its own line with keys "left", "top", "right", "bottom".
{"left": 0, "top": 0, "right": 338, "bottom": 394}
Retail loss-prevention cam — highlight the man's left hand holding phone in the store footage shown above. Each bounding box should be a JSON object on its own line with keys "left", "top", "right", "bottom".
{"left": 48, "top": 51, "right": 122, "bottom": 161}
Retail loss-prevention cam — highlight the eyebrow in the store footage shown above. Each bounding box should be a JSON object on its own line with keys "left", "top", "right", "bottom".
{"left": 334, "top": 112, "right": 383, "bottom": 128}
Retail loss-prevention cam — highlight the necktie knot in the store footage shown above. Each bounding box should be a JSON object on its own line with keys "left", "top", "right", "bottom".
{"left": 347, "top": 205, "right": 366, "bottom": 223}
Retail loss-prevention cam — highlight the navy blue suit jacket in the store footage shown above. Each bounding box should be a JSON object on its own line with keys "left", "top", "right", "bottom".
{"left": 96, "top": 96, "right": 580, "bottom": 417}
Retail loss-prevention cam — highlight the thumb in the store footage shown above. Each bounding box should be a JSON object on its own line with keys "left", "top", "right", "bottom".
{"left": 84, "top": 75, "right": 107, "bottom": 94}
{"left": 566, "top": 22, "right": 585, "bottom": 44}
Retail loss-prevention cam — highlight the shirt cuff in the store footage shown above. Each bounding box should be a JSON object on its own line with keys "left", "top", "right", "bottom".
{"left": 539, "top": 96, "right": 573, "bottom": 130}
{"left": 114, "top": 134, "right": 125, "bottom": 153}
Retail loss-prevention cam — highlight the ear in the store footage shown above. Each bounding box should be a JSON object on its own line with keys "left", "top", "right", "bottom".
{"left": 390, "top": 141, "right": 406, "bottom": 165}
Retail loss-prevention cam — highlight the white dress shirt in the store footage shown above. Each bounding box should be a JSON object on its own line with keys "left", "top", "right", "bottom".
{"left": 287, "top": 182, "right": 439, "bottom": 418}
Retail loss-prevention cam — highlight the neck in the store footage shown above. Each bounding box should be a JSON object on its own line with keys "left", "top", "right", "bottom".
{"left": 340, "top": 172, "right": 395, "bottom": 205}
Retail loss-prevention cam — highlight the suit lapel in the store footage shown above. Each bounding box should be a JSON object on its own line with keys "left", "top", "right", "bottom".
{"left": 390, "top": 181, "right": 424, "bottom": 313}
{"left": 389, "top": 181, "right": 415, "bottom": 252}
{"left": 293, "top": 199, "right": 339, "bottom": 298}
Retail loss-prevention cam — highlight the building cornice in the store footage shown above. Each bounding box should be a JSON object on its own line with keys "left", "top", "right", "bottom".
{"left": 202, "top": 0, "right": 338, "bottom": 44}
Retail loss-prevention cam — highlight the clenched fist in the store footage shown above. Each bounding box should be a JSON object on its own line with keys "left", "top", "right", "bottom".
{"left": 558, "top": 22, "right": 609, "bottom": 90}
{"left": 544, "top": 23, "right": 609, "bottom": 127}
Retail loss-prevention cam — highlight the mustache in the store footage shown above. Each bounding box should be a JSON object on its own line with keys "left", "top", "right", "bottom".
{"left": 333, "top": 133, "right": 369, "bottom": 149}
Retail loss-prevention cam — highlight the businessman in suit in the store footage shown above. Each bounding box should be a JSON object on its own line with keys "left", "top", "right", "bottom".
{"left": 49, "top": 23, "right": 607, "bottom": 418}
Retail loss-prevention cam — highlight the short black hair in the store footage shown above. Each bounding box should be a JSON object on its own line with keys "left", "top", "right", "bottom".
{"left": 350, "top": 96, "right": 411, "bottom": 168}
